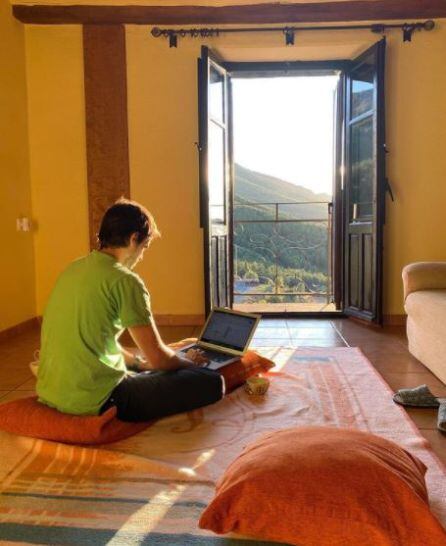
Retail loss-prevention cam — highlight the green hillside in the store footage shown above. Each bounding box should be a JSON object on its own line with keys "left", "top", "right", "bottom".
{"left": 234, "top": 164, "right": 331, "bottom": 222}
{"left": 234, "top": 163, "right": 331, "bottom": 204}
{"left": 233, "top": 164, "right": 332, "bottom": 304}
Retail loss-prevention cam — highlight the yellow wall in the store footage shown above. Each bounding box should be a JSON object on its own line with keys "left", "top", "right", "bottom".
{"left": 126, "top": 28, "right": 205, "bottom": 316}
{"left": 25, "top": 25, "right": 89, "bottom": 315}
{"left": 22, "top": 20, "right": 446, "bottom": 318}
{"left": 384, "top": 25, "right": 446, "bottom": 315}
{"left": 0, "top": 1, "right": 35, "bottom": 331}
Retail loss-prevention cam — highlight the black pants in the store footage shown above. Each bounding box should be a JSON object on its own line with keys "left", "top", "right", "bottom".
{"left": 101, "top": 367, "right": 225, "bottom": 422}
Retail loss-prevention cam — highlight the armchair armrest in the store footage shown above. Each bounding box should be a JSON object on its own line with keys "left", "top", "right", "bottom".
{"left": 402, "top": 262, "right": 446, "bottom": 300}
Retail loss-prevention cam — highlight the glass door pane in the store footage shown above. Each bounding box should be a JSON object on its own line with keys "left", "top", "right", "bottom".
{"left": 209, "top": 66, "right": 224, "bottom": 122}
{"left": 350, "top": 116, "right": 374, "bottom": 221}
{"left": 208, "top": 121, "right": 226, "bottom": 222}
{"left": 351, "top": 54, "right": 375, "bottom": 118}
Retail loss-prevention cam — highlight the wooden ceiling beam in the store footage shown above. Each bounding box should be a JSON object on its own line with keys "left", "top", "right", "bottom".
{"left": 12, "top": 1, "right": 446, "bottom": 25}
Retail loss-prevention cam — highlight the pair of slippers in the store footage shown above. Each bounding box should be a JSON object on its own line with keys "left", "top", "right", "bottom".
{"left": 393, "top": 384, "right": 446, "bottom": 432}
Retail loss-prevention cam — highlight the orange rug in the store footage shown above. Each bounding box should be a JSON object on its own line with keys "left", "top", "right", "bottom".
{"left": 0, "top": 347, "right": 445, "bottom": 544}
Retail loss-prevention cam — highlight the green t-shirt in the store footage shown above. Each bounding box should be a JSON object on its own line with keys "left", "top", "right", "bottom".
{"left": 36, "top": 250, "right": 152, "bottom": 415}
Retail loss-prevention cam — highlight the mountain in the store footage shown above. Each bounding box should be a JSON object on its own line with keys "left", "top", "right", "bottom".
{"left": 234, "top": 163, "right": 331, "bottom": 205}
{"left": 232, "top": 163, "right": 331, "bottom": 291}
{"left": 234, "top": 163, "right": 331, "bottom": 222}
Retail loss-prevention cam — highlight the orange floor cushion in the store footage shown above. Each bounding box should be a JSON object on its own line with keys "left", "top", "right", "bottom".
{"left": 0, "top": 396, "right": 151, "bottom": 445}
{"left": 199, "top": 426, "right": 446, "bottom": 546}
{"left": 0, "top": 341, "right": 274, "bottom": 445}
{"left": 219, "top": 350, "right": 274, "bottom": 392}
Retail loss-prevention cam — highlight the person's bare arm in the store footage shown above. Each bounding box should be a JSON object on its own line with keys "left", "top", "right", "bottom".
{"left": 120, "top": 345, "right": 145, "bottom": 371}
{"left": 121, "top": 346, "right": 138, "bottom": 366}
{"left": 128, "top": 319, "right": 198, "bottom": 371}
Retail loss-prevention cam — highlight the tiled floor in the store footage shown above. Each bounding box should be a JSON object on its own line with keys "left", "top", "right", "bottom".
{"left": 1, "top": 318, "right": 445, "bottom": 463}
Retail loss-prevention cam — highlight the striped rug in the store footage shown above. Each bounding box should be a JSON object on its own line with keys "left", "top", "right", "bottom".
{"left": 0, "top": 347, "right": 445, "bottom": 544}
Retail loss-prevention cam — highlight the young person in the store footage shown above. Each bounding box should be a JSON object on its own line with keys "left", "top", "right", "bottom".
{"left": 36, "top": 199, "right": 224, "bottom": 422}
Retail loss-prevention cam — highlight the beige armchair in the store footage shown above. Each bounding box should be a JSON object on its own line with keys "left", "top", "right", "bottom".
{"left": 403, "top": 262, "right": 446, "bottom": 385}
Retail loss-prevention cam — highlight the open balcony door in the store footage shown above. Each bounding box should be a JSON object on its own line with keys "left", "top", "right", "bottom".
{"left": 343, "top": 39, "right": 386, "bottom": 324}
{"left": 198, "top": 46, "right": 233, "bottom": 315}
{"left": 332, "top": 74, "right": 344, "bottom": 311}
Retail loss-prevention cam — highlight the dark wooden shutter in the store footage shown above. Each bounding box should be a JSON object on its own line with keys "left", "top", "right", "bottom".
{"left": 343, "top": 39, "right": 386, "bottom": 323}
{"left": 198, "top": 47, "right": 233, "bottom": 314}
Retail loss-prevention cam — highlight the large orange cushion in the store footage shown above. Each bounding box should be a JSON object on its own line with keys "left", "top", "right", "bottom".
{"left": 0, "top": 340, "right": 273, "bottom": 445}
{"left": 199, "top": 427, "right": 446, "bottom": 546}
{"left": 0, "top": 396, "right": 151, "bottom": 445}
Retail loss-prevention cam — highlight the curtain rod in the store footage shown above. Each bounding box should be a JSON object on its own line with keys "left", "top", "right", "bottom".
{"left": 151, "top": 19, "right": 435, "bottom": 48}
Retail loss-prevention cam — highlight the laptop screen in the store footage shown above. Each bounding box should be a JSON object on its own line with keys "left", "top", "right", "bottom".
{"left": 200, "top": 310, "right": 258, "bottom": 352}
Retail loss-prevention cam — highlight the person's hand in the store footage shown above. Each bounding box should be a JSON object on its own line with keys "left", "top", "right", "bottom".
{"left": 185, "top": 348, "right": 209, "bottom": 366}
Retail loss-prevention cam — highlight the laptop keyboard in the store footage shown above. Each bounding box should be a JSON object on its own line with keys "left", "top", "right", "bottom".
{"left": 182, "top": 345, "right": 233, "bottom": 363}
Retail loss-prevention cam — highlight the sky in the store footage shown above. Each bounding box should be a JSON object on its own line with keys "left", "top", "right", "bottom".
{"left": 232, "top": 75, "right": 340, "bottom": 196}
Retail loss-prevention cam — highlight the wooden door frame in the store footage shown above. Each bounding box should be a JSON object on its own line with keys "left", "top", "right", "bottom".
{"left": 223, "top": 59, "right": 348, "bottom": 317}
{"left": 197, "top": 53, "right": 210, "bottom": 314}
{"left": 227, "top": 76, "right": 235, "bottom": 309}
{"left": 332, "top": 74, "right": 346, "bottom": 311}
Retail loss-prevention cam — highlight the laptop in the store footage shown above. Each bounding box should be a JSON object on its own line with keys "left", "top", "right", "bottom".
{"left": 177, "top": 307, "right": 260, "bottom": 370}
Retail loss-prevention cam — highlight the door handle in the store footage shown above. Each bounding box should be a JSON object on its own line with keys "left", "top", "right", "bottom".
{"left": 385, "top": 178, "right": 395, "bottom": 202}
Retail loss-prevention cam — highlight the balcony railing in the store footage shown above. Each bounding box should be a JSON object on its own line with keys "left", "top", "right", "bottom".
{"left": 233, "top": 201, "right": 333, "bottom": 306}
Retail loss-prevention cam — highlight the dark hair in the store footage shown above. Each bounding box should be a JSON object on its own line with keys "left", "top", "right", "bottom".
{"left": 98, "top": 198, "right": 160, "bottom": 249}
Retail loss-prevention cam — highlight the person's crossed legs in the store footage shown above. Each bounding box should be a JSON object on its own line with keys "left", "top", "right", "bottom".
{"left": 101, "top": 367, "right": 225, "bottom": 422}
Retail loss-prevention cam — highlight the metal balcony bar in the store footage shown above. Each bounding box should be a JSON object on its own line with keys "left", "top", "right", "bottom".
{"left": 233, "top": 200, "right": 333, "bottom": 305}
{"left": 234, "top": 218, "right": 328, "bottom": 223}
{"left": 233, "top": 292, "right": 328, "bottom": 296}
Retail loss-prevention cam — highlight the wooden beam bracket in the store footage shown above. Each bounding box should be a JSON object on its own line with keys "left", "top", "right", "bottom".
{"left": 12, "top": 1, "right": 446, "bottom": 26}
{"left": 83, "top": 24, "right": 130, "bottom": 249}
